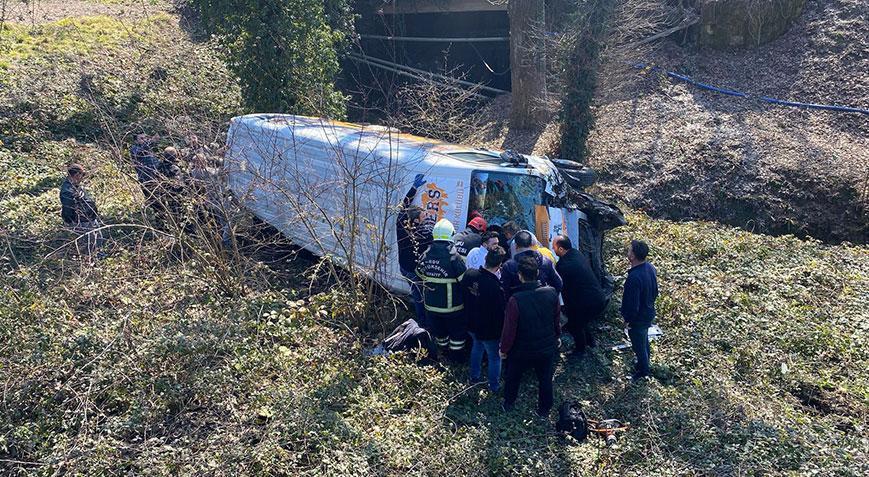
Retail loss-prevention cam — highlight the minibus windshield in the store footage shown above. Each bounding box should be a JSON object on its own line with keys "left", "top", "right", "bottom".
{"left": 469, "top": 171, "right": 546, "bottom": 232}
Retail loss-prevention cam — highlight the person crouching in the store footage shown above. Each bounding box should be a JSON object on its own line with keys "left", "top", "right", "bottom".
{"left": 60, "top": 163, "right": 105, "bottom": 256}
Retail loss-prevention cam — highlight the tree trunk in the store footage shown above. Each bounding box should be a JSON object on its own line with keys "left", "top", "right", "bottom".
{"left": 509, "top": 0, "right": 547, "bottom": 129}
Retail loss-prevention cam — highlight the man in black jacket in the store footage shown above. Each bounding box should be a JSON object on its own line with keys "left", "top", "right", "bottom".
{"left": 417, "top": 219, "right": 467, "bottom": 358}
{"left": 553, "top": 235, "right": 607, "bottom": 357}
{"left": 60, "top": 163, "right": 104, "bottom": 255}
{"left": 144, "top": 146, "right": 185, "bottom": 230}
{"left": 621, "top": 240, "right": 659, "bottom": 381}
{"left": 462, "top": 245, "right": 507, "bottom": 391}
{"left": 500, "top": 256, "right": 561, "bottom": 416}
{"left": 500, "top": 221, "right": 519, "bottom": 258}
{"left": 397, "top": 174, "right": 433, "bottom": 323}
{"left": 158, "top": 147, "right": 184, "bottom": 205}
{"left": 501, "top": 230, "right": 562, "bottom": 297}
{"left": 130, "top": 133, "right": 159, "bottom": 192}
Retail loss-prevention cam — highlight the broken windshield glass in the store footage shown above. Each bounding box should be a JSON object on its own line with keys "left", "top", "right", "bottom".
{"left": 469, "top": 171, "right": 545, "bottom": 232}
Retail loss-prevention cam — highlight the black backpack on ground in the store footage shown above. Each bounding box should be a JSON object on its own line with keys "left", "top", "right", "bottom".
{"left": 556, "top": 401, "right": 589, "bottom": 442}
{"left": 381, "top": 319, "right": 438, "bottom": 361}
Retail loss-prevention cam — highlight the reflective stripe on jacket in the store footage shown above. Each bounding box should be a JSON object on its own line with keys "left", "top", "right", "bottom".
{"left": 416, "top": 241, "right": 467, "bottom": 313}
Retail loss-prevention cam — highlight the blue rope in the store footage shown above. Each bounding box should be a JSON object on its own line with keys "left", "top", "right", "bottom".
{"left": 634, "top": 63, "right": 869, "bottom": 115}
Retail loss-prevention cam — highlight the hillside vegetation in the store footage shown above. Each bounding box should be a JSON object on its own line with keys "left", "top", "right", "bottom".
{"left": 586, "top": 0, "right": 868, "bottom": 244}
{"left": 2, "top": 2, "right": 868, "bottom": 476}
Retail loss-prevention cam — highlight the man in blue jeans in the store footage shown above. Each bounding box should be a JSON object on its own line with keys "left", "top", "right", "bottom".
{"left": 500, "top": 256, "right": 561, "bottom": 416}
{"left": 461, "top": 246, "right": 507, "bottom": 391}
{"left": 621, "top": 240, "right": 659, "bottom": 381}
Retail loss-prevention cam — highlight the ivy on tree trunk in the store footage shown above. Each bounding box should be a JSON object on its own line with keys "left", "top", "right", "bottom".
{"left": 560, "top": 0, "right": 615, "bottom": 162}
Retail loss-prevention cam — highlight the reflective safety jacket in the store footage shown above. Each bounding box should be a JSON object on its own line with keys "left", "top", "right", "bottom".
{"left": 416, "top": 241, "right": 467, "bottom": 314}
{"left": 452, "top": 227, "right": 482, "bottom": 257}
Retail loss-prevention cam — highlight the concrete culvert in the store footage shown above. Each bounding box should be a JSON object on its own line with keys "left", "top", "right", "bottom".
{"left": 697, "top": 0, "right": 808, "bottom": 48}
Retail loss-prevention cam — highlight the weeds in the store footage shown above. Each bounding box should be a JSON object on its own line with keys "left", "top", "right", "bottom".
{"left": 1, "top": 7, "right": 867, "bottom": 477}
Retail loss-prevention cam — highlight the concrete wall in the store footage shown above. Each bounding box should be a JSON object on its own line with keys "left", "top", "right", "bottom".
{"left": 698, "top": 0, "right": 806, "bottom": 48}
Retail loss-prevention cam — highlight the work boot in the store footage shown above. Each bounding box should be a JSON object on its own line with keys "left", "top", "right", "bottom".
{"left": 628, "top": 373, "right": 650, "bottom": 383}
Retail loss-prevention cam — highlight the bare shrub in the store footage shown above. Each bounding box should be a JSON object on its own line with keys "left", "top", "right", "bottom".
{"left": 388, "top": 71, "right": 488, "bottom": 144}
{"left": 596, "top": 0, "right": 697, "bottom": 98}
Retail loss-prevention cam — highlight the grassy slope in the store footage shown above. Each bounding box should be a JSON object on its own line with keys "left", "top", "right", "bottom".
{"left": 2, "top": 9, "right": 868, "bottom": 477}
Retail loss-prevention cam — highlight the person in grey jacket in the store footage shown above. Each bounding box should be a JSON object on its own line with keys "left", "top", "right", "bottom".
{"left": 500, "top": 231, "right": 562, "bottom": 297}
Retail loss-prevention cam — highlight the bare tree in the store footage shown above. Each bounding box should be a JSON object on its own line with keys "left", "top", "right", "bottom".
{"left": 597, "top": 0, "right": 696, "bottom": 97}
{"left": 509, "top": 0, "right": 547, "bottom": 128}
{"left": 389, "top": 70, "right": 486, "bottom": 143}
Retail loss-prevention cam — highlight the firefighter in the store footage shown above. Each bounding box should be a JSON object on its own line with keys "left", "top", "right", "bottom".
{"left": 453, "top": 216, "right": 487, "bottom": 257}
{"left": 416, "top": 218, "right": 467, "bottom": 360}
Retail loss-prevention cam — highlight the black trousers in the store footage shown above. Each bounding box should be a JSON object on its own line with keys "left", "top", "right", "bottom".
{"left": 628, "top": 325, "right": 651, "bottom": 377}
{"left": 565, "top": 301, "right": 606, "bottom": 352}
{"left": 503, "top": 352, "right": 556, "bottom": 414}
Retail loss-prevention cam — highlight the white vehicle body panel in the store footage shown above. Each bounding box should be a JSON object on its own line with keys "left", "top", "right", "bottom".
{"left": 225, "top": 114, "right": 585, "bottom": 294}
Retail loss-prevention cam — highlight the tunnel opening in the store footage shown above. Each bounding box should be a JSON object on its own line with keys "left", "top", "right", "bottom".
{"left": 346, "top": 4, "right": 511, "bottom": 123}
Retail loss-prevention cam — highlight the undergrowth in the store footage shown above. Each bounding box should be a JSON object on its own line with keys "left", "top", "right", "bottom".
{"left": 1, "top": 7, "right": 867, "bottom": 477}
{"left": 3, "top": 203, "right": 866, "bottom": 475}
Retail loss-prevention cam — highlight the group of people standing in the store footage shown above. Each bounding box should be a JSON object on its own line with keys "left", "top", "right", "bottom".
{"left": 59, "top": 133, "right": 228, "bottom": 256}
{"left": 398, "top": 177, "right": 658, "bottom": 416}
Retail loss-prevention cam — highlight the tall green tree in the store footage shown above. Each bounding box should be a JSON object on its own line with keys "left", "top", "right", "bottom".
{"left": 194, "top": 0, "right": 354, "bottom": 117}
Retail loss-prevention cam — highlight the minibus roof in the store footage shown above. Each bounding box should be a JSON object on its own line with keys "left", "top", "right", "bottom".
{"left": 232, "top": 114, "right": 548, "bottom": 176}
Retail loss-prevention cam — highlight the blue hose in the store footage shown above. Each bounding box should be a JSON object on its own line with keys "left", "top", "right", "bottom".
{"left": 665, "top": 71, "right": 748, "bottom": 97}
{"left": 634, "top": 63, "right": 869, "bottom": 115}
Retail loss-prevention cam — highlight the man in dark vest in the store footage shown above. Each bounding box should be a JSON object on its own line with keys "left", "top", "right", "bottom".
{"left": 499, "top": 255, "right": 561, "bottom": 416}
{"left": 552, "top": 235, "right": 607, "bottom": 357}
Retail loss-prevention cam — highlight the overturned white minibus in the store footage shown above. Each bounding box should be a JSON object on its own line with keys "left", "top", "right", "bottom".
{"left": 225, "top": 114, "right": 624, "bottom": 296}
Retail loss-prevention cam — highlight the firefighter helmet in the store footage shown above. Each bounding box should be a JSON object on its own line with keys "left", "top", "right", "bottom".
{"left": 432, "top": 218, "right": 456, "bottom": 242}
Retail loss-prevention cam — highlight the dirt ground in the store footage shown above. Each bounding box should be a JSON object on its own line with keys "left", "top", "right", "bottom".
{"left": 584, "top": 0, "right": 868, "bottom": 243}
{"left": 464, "top": 94, "right": 563, "bottom": 158}
{"left": 465, "top": 0, "right": 867, "bottom": 243}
